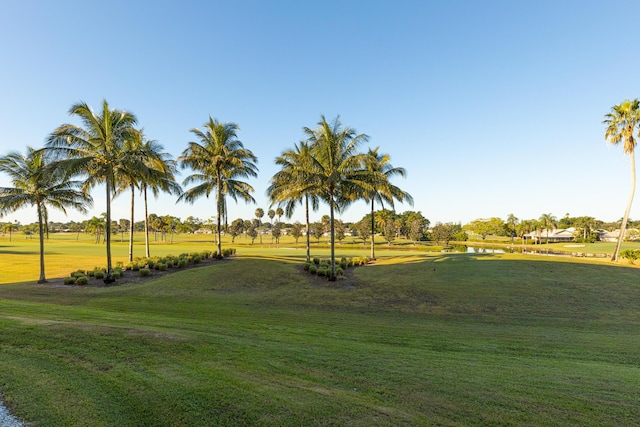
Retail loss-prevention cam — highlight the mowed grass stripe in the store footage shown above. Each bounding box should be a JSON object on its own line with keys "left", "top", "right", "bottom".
{"left": 0, "top": 254, "right": 639, "bottom": 425}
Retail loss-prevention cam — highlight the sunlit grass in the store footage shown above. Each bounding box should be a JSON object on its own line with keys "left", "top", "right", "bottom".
{"left": 0, "top": 253, "right": 639, "bottom": 425}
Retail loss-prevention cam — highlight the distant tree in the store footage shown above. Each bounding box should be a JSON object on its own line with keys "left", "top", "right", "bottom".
{"left": 247, "top": 224, "right": 258, "bottom": 244}
{"left": 272, "top": 221, "right": 282, "bottom": 244}
{"left": 465, "top": 218, "right": 506, "bottom": 240}
{"left": 354, "top": 217, "right": 371, "bottom": 247}
{"left": 291, "top": 222, "right": 303, "bottom": 243}
{"left": 310, "top": 221, "right": 324, "bottom": 244}
{"left": 275, "top": 207, "right": 283, "bottom": 223}
{"left": 382, "top": 217, "right": 397, "bottom": 246}
{"left": 229, "top": 218, "right": 244, "bottom": 243}
{"left": 539, "top": 213, "right": 557, "bottom": 243}
{"left": 335, "top": 219, "right": 346, "bottom": 244}
{"left": 431, "top": 222, "right": 457, "bottom": 246}
{"left": 255, "top": 208, "right": 264, "bottom": 244}
{"left": 506, "top": 214, "right": 518, "bottom": 242}
{"left": 603, "top": 99, "right": 640, "bottom": 261}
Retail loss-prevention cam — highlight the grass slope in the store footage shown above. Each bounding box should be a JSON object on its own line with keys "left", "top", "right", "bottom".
{"left": 0, "top": 253, "right": 639, "bottom": 425}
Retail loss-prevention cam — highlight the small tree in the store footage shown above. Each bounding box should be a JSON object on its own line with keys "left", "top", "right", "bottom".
{"left": 291, "top": 221, "right": 303, "bottom": 243}
{"left": 272, "top": 221, "right": 282, "bottom": 245}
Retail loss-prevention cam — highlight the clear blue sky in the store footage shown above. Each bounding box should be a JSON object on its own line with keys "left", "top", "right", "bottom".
{"left": 1, "top": 0, "right": 640, "bottom": 226}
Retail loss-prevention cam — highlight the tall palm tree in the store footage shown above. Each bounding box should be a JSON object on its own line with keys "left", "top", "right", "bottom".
{"left": 539, "top": 213, "right": 557, "bottom": 243}
{"left": 362, "top": 147, "right": 413, "bottom": 260}
{"left": 178, "top": 117, "right": 258, "bottom": 258}
{"left": 267, "top": 141, "right": 320, "bottom": 262}
{"left": 139, "top": 138, "right": 181, "bottom": 257}
{"left": 604, "top": 99, "right": 640, "bottom": 261}
{"left": 304, "top": 115, "right": 369, "bottom": 281}
{"left": 255, "top": 207, "right": 264, "bottom": 244}
{"left": 47, "top": 100, "right": 137, "bottom": 281}
{"left": 113, "top": 129, "right": 147, "bottom": 262}
{"left": 0, "top": 147, "right": 92, "bottom": 283}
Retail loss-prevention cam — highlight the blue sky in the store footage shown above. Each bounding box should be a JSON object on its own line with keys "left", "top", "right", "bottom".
{"left": 1, "top": 0, "right": 640, "bottom": 226}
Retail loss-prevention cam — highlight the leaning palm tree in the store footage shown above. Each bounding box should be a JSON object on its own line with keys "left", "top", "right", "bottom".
{"left": 0, "top": 147, "right": 92, "bottom": 283}
{"left": 267, "top": 141, "right": 320, "bottom": 262}
{"left": 361, "top": 147, "right": 413, "bottom": 260}
{"left": 304, "top": 115, "right": 369, "bottom": 281}
{"left": 178, "top": 117, "right": 258, "bottom": 258}
{"left": 47, "top": 100, "right": 138, "bottom": 281}
{"left": 604, "top": 99, "right": 640, "bottom": 261}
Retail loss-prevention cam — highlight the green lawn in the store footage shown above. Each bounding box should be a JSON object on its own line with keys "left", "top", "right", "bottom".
{"left": 0, "top": 248, "right": 639, "bottom": 425}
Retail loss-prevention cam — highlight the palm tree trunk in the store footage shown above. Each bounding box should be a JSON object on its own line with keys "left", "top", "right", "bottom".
{"left": 144, "top": 186, "right": 150, "bottom": 258}
{"left": 612, "top": 150, "right": 636, "bottom": 261}
{"left": 129, "top": 183, "right": 135, "bottom": 262}
{"left": 370, "top": 199, "right": 376, "bottom": 260}
{"left": 216, "top": 172, "right": 223, "bottom": 259}
{"left": 105, "top": 178, "right": 113, "bottom": 281}
{"left": 305, "top": 194, "right": 310, "bottom": 262}
{"left": 329, "top": 190, "right": 336, "bottom": 281}
{"left": 37, "top": 202, "right": 46, "bottom": 283}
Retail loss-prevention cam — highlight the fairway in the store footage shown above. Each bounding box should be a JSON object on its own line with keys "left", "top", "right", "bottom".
{"left": 0, "top": 248, "right": 639, "bottom": 425}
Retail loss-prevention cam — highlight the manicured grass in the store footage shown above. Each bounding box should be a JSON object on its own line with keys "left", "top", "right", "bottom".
{"left": 0, "top": 251, "right": 639, "bottom": 425}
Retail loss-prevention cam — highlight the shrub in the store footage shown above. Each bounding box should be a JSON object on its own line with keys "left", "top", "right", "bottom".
{"left": 147, "top": 260, "right": 156, "bottom": 269}
{"left": 303, "top": 262, "right": 312, "bottom": 271}
{"left": 139, "top": 268, "right": 151, "bottom": 277}
{"left": 93, "top": 270, "right": 105, "bottom": 279}
{"left": 339, "top": 261, "right": 348, "bottom": 270}
{"left": 64, "top": 276, "right": 77, "bottom": 285}
{"left": 212, "top": 250, "right": 218, "bottom": 258}
{"left": 336, "top": 267, "right": 344, "bottom": 278}
{"left": 316, "top": 267, "right": 326, "bottom": 277}
{"left": 112, "top": 270, "right": 122, "bottom": 279}
{"left": 71, "top": 270, "right": 85, "bottom": 278}
{"left": 621, "top": 249, "right": 640, "bottom": 264}
{"left": 313, "top": 257, "right": 320, "bottom": 265}
{"left": 309, "top": 265, "right": 317, "bottom": 274}
{"left": 177, "top": 259, "right": 187, "bottom": 268}
{"left": 158, "top": 263, "right": 168, "bottom": 271}
{"left": 192, "top": 256, "right": 202, "bottom": 264}
{"left": 76, "top": 276, "right": 88, "bottom": 286}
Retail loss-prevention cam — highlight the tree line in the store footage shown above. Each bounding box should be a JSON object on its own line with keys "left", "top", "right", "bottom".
{"left": 0, "top": 102, "right": 412, "bottom": 283}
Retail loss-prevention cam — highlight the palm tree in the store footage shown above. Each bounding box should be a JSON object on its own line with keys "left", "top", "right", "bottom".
{"left": 506, "top": 213, "right": 519, "bottom": 243}
{"left": 255, "top": 208, "right": 264, "bottom": 244}
{"left": 178, "top": 117, "right": 258, "bottom": 258}
{"left": 113, "top": 128, "right": 147, "bottom": 262}
{"left": 604, "top": 99, "right": 640, "bottom": 261}
{"left": 139, "top": 138, "right": 181, "bottom": 257}
{"left": 47, "top": 100, "right": 137, "bottom": 282}
{"left": 267, "top": 141, "right": 320, "bottom": 262}
{"left": 362, "top": 147, "right": 413, "bottom": 260}
{"left": 275, "top": 207, "right": 283, "bottom": 223}
{"left": 0, "top": 147, "right": 92, "bottom": 283}
{"left": 539, "top": 213, "right": 557, "bottom": 243}
{"left": 304, "top": 115, "right": 369, "bottom": 281}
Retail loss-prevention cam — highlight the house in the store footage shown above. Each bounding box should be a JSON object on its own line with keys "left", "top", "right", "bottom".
{"left": 523, "top": 227, "right": 576, "bottom": 243}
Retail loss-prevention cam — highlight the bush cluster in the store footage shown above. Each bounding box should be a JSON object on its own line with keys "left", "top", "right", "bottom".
{"left": 62, "top": 248, "right": 237, "bottom": 285}
{"left": 302, "top": 256, "right": 368, "bottom": 279}
{"left": 621, "top": 249, "right": 640, "bottom": 264}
